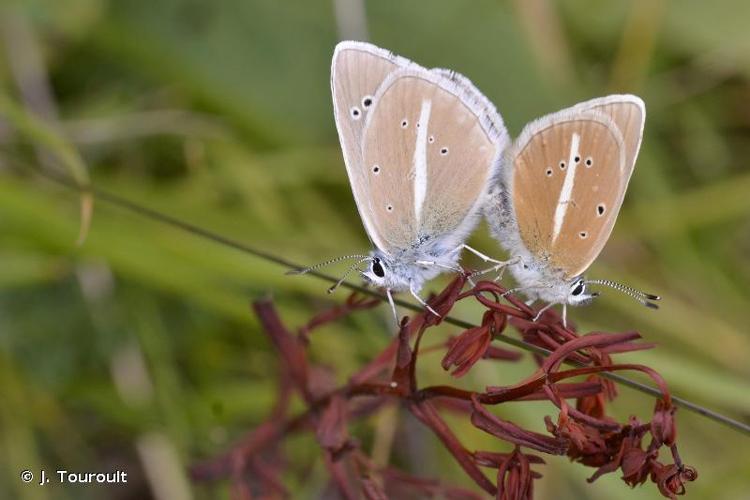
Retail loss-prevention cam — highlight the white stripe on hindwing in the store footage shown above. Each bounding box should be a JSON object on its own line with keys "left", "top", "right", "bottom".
{"left": 413, "top": 99, "right": 432, "bottom": 224}
{"left": 551, "top": 132, "right": 580, "bottom": 243}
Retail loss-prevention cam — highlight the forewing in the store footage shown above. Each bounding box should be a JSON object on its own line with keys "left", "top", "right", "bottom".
{"left": 574, "top": 94, "right": 645, "bottom": 175}
{"left": 510, "top": 112, "right": 625, "bottom": 278}
{"left": 331, "top": 42, "right": 410, "bottom": 252}
{"left": 420, "top": 79, "right": 505, "bottom": 250}
{"left": 361, "top": 69, "right": 505, "bottom": 253}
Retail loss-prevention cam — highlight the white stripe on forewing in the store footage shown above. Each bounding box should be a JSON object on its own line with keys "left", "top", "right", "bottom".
{"left": 551, "top": 132, "right": 580, "bottom": 243}
{"left": 413, "top": 99, "right": 432, "bottom": 223}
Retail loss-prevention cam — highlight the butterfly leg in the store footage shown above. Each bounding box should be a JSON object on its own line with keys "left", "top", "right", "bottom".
{"left": 409, "top": 283, "right": 441, "bottom": 318}
{"left": 460, "top": 244, "right": 512, "bottom": 266}
{"left": 460, "top": 245, "right": 520, "bottom": 281}
{"left": 386, "top": 288, "right": 399, "bottom": 326}
{"left": 501, "top": 287, "right": 524, "bottom": 298}
{"left": 416, "top": 260, "right": 475, "bottom": 286}
{"left": 532, "top": 302, "right": 556, "bottom": 322}
{"left": 562, "top": 303, "right": 568, "bottom": 328}
{"left": 501, "top": 283, "right": 552, "bottom": 300}
{"left": 502, "top": 283, "right": 556, "bottom": 320}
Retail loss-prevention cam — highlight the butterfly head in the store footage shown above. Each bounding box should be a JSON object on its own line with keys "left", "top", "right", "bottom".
{"left": 361, "top": 255, "right": 389, "bottom": 286}
{"left": 361, "top": 250, "right": 437, "bottom": 293}
{"left": 361, "top": 251, "right": 416, "bottom": 292}
{"left": 566, "top": 276, "right": 600, "bottom": 306}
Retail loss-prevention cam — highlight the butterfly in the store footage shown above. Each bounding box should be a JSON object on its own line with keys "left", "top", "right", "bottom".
{"left": 292, "top": 41, "right": 510, "bottom": 321}
{"left": 484, "top": 95, "right": 660, "bottom": 326}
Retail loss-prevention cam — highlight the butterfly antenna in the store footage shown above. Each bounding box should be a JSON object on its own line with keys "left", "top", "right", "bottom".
{"left": 286, "top": 254, "right": 370, "bottom": 275}
{"left": 327, "top": 257, "right": 372, "bottom": 294}
{"left": 585, "top": 279, "right": 661, "bottom": 309}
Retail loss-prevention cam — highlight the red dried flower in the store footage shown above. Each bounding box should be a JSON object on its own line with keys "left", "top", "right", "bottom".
{"left": 495, "top": 447, "right": 536, "bottom": 500}
{"left": 191, "top": 277, "right": 697, "bottom": 500}
{"left": 545, "top": 413, "right": 605, "bottom": 460}
{"left": 621, "top": 445, "right": 653, "bottom": 487}
{"left": 443, "top": 325, "right": 492, "bottom": 377}
{"left": 651, "top": 399, "right": 678, "bottom": 447}
{"left": 422, "top": 272, "right": 468, "bottom": 326}
{"left": 576, "top": 374, "right": 611, "bottom": 419}
{"left": 442, "top": 310, "right": 515, "bottom": 377}
{"left": 581, "top": 417, "right": 645, "bottom": 482}
{"left": 316, "top": 394, "right": 349, "bottom": 455}
{"left": 651, "top": 462, "right": 698, "bottom": 498}
{"left": 471, "top": 396, "right": 569, "bottom": 455}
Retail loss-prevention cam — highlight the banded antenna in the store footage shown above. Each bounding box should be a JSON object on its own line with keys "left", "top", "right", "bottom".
{"left": 585, "top": 279, "right": 661, "bottom": 309}
{"left": 286, "top": 254, "right": 371, "bottom": 275}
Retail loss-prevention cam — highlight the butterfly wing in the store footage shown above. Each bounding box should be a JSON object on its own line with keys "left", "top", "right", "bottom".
{"left": 359, "top": 68, "right": 507, "bottom": 254}
{"left": 331, "top": 41, "right": 413, "bottom": 251}
{"left": 572, "top": 94, "right": 645, "bottom": 176}
{"left": 509, "top": 110, "right": 628, "bottom": 279}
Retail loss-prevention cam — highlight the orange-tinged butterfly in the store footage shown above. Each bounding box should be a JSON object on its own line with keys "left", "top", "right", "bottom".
{"left": 484, "top": 95, "right": 660, "bottom": 325}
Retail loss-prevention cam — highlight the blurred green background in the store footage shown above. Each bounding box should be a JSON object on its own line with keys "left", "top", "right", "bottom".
{"left": 1, "top": 0, "right": 749, "bottom": 498}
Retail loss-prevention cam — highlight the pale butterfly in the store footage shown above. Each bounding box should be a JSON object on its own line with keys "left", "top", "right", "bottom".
{"left": 292, "top": 41, "right": 510, "bottom": 321}
{"left": 483, "top": 95, "right": 660, "bottom": 326}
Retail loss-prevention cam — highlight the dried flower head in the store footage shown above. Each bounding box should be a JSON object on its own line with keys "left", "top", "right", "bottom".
{"left": 191, "top": 275, "right": 696, "bottom": 499}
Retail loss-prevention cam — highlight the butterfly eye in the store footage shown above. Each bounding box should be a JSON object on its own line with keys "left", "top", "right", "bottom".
{"left": 571, "top": 281, "right": 585, "bottom": 296}
{"left": 372, "top": 259, "right": 385, "bottom": 278}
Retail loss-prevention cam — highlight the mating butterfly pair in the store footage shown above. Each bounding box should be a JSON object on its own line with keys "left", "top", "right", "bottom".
{"left": 295, "top": 41, "right": 659, "bottom": 326}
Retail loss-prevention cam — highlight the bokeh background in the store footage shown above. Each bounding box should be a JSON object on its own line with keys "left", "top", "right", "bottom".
{"left": 1, "top": 0, "right": 749, "bottom": 498}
